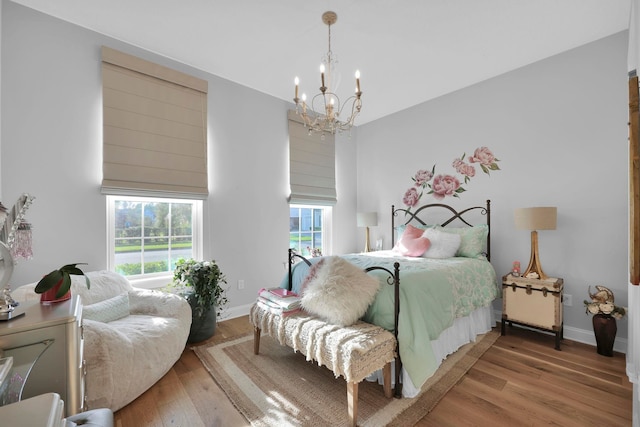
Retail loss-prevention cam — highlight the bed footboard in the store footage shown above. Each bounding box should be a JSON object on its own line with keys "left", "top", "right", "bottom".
{"left": 286, "top": 248, "right": 402, "bottom": 397}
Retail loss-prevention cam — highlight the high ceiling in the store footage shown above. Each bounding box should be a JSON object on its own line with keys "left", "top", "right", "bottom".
{"left": 10, "top": 0, "right": 631, "bottom": 125}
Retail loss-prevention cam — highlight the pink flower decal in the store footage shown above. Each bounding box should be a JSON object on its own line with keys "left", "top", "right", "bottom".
{"left": 469, "top": 147, "right": 495, "bottom": 165}
{"left": 452, "top": 159, "right": 476, "bottom": 178}
{"left": 413, "top": 169, "right": 433, "bottom": 187}
{"left": 431, "top": 174, "right": 462, "bottom": 200}
{"left": 403, "top": 187, "right": 420, "bottom": 207}
{"left": 401, "top": 146, "right": 499, "bottom": 207}
{"left": 462, "top": 164, "right": 475, "bottom": 177}
{"left": 469, "top": 147, "right": 500, "bottom": 174}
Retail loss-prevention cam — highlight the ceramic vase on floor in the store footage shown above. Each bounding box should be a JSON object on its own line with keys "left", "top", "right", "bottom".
{"left": 592, "top": 313, "right": 617, "bottom": 357}
{"left": 185, "top": 292, "right": 217, "bottom": 343}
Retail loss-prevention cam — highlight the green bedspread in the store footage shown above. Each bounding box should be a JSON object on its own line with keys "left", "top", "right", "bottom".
{"left": 283, "top": 252, "right": 499, "bottom": 389}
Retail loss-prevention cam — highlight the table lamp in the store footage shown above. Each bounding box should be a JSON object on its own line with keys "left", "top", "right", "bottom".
{"left": 357, "top": 212, "right": 378, "bottom": 253}
{"left": 514, "top": 207, "right": 557, "bottom": 280}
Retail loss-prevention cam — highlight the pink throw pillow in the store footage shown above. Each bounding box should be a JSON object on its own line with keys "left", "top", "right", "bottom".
{"left": 395, "top": 224, "right": 431, "bottom": 257}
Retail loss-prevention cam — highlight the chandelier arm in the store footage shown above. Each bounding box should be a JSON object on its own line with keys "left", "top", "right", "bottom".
{"left": 334, "top": 94, "right": 361, "bottom": 127}
{"left": 343, "top": 95, "right": 362, "bottom": 126}
{"left": 310, "top": 93, "right": 331, "bottom": 114}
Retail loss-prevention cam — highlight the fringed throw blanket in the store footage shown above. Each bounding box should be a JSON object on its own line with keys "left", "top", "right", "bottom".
{"left": 250, "top": 304, "right": 396, "bottom": 384}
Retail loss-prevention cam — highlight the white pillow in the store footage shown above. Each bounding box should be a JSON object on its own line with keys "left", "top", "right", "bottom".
{"left": 300, "top": 257, "right": 380, "bottom": 326}
{"left": 421, "top": 228, "right": 462, "bottom": 259}
{"left": 83, "top": 293, "right": 130, "bottom": 323}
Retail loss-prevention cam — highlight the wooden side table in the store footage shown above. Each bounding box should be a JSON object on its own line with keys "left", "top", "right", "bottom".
{"left": 501, "top": 274, "right": 564, "bottom": 350}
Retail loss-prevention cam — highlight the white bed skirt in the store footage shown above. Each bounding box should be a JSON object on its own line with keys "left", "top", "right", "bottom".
{"left": 368, "top": 304, "right": 495, "bottom": 398}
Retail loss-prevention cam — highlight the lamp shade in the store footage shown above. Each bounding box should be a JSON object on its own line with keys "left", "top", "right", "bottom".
{"left": 357, "top": 212, "right": 378, "bottom": 227}
{"left": 514, "top": 207, "right": 557, "bottom": 231}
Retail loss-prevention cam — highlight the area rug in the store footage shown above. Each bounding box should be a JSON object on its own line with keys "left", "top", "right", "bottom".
{"left": 193, "top": 330, "right": 499, "bottom": 427}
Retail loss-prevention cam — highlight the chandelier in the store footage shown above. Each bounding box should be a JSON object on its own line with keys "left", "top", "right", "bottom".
{"left": 293, "top": 11, "right": 362, "bottom": 136}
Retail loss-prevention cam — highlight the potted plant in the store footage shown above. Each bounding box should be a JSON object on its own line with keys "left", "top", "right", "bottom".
{"left": 35, "top": 263, "right": 90, "bottom": 304}
{"left": 172, "top": 258, "right": 228, "bottom": 342}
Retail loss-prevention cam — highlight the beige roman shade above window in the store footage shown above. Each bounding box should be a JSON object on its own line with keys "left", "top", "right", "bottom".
{"left": 101, "top": 46, "right": 209, "bottom": 198}
{"left": 288, "top": 110, "right": 337, "bottom": 205}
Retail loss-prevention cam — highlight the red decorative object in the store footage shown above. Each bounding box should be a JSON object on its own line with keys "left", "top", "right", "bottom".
{"left": 512, "top": 261, "right": 521, "bottom": 276}
{"left": 592, "top": 313, "right": 617, "bottom": 357}
{"left": 40, "top": 279, "right": 71, "bottom": 304}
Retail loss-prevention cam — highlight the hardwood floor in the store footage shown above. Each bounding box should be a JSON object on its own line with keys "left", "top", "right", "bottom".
{"left": 114, "top": 316, "right": 632, "bottom": 426}
{"left": 419, "top": 326, "right": 632, "bottom": 427}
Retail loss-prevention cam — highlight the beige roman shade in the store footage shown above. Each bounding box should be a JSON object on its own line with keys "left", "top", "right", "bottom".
{"left": 101, "top": 46, "right": 208, "bottom": 198}
{"left": 288, "top": 110, "right": 337, "bottom": 205}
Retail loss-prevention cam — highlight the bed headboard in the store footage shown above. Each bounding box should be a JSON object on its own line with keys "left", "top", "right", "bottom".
{"left": 391, "top": 199, "right": 491, "bottom": 261}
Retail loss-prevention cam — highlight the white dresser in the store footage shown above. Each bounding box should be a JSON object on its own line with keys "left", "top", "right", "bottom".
{"left": 0, "top": 296, "right": 84, "bottom": 416}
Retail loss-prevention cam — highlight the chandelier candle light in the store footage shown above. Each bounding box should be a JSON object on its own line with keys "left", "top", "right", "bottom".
{"left": 293, "top": 11, "right": 362, "bottom": 136}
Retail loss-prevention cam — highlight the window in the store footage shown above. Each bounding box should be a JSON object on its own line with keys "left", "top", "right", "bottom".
{"left": 107, "top": 196, "right": 202, "bottom": 287}
{"left": 289, "top": 204, "right": 331, "bottom": 257}
{"left": 102, "top": 48, "right": 207, "bottom": 288}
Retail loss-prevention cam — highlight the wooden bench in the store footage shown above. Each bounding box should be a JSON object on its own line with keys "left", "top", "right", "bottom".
{"left": 250, "top": 254, "right": 401, "bottom": 427}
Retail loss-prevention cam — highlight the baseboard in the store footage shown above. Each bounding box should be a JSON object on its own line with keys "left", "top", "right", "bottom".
{"left": 493, "top": 309, "right": 627, "bottom": 354}
{"left": 564, "top": 324, "right": 628, "bottom": 354}
{"left": 224, "top": 303, "right": 253, "bottom": 321}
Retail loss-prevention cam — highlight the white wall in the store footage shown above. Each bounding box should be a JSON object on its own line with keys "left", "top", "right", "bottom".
{"left": 357, "top": 31, "right": 630, "bottom": 345}
{"left": 0, "top": 1, "right": 357, "bottom": 312}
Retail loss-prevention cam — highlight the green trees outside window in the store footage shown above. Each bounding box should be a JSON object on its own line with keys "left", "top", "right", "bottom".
{"left": 114, "top": 199, "right": 195, "bottom": 276}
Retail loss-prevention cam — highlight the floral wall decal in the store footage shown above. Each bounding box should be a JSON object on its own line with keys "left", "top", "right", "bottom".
{"left": 402, "top": 146, "right": 500, "bottom": 210}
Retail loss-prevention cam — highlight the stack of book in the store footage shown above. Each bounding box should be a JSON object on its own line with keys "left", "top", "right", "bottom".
{"left": 257, "top": 287, "right": 301, "bottom": 316}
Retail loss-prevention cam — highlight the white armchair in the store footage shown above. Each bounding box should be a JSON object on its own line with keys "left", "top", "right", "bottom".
{"left": 11, "top": 270, "right": 191, "bottom": 412}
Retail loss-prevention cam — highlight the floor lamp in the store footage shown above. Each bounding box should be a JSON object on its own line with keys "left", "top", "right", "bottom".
{"left": 357, "top": 212, "right": 378, "bottom": 253}
{"left": 514, "top": 207, "right": 557, "bottom": 280}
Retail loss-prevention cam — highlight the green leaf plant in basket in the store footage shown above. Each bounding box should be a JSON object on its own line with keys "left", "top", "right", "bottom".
{"left": 35, "top": 263, "right": 90, "bottom": 304}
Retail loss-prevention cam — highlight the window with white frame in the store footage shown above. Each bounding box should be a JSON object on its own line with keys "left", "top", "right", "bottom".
{"left": 107, "top": 196, "right": 203, "bottom": 286}
{"left": 289, "top": 204, "right": 331, "bottom": 257}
